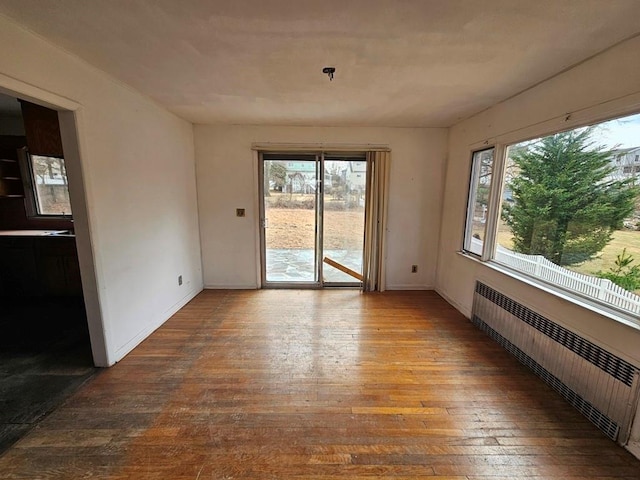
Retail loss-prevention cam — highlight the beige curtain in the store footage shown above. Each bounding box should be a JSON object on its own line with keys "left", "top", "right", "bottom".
{"left": 362, "top": 151, "right": 390, "bottom": 292}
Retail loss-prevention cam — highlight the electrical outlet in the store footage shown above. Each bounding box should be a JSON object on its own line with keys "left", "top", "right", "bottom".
{"left": 236, "top": 208, "right": 245, "bottom": 217}
{"left": 178, "top": 275, "right": 183, "bottom": 286}
{"left": 411, "top": 265, "right": 418, "bottom": 273}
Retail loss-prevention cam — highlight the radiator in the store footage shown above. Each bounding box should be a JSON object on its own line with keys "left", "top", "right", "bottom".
{"left": 471, "top": 281, "right": 640, "bottom": 444}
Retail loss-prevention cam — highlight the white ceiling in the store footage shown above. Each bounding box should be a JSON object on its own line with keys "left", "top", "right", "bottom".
{"left": 0, "top": 0, "right": 639, "bottom": 127}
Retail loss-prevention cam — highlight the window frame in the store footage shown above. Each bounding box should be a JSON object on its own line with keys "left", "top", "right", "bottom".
{"left": 461, "top": 98, "right": 640, "bottom": 326}
{"left": 463, "top": 145, "right": 507, "bottom": 262}
{"left": 18, "top": 147, "right": 72, "bottom": 219}
{"left": 463, "top": 147, "right": 494, "bottom": 257}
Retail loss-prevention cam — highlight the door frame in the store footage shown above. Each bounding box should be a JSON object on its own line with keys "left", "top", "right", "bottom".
{"left": 0, "top": 76, "right": 107, "bottom": 365}
{"left": 258, "top": 151, "right": 365, "bottom": 289}
{"left": 258, "top": 152, "right": 321, "bottom": 288}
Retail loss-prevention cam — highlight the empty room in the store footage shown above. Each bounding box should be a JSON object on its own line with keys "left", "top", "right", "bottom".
{"left": 0, "top": 1, "right": 639, "bottom": 478}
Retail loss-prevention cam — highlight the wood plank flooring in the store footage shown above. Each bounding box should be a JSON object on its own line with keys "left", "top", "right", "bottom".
{"left": 1, "top": 290, "right": 638, "bottom": 479}
{"left": 0, "top": 297, "right": 96, "bottom": 454}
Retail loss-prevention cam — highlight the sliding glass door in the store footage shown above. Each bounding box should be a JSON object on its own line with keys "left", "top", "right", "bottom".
{"left": 322, "top": 157, "right": 366, "bottom": 284}
{"left": 262, "top": 154, "right": 319, "bottom": 284}
{"left": 260, "top": 153, "right": 367, "bottom": 287}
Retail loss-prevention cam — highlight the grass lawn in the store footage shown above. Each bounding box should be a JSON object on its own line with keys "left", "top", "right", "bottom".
{"left": 497, "top": 228, "right": 640, "bottom": 274}
{"left": 497, "top": 227, "right": 640, "bottom": 293}
{"left": 571, "top": 230, "right": 640, "bottom": 277}
{"left": 264, "top": 192, "right": 365, "bottom": 250}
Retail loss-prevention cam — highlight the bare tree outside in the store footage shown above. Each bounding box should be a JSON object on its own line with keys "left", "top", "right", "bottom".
{"left": 30, "top": 155, "right": 72, "bottom": 215}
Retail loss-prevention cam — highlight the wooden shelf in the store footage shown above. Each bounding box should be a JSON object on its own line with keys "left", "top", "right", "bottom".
{"left": 0, "top": 154, "right": 24, "bottom": 197}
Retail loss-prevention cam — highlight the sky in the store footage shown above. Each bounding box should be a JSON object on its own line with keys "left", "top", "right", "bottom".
{"left": 592, "top": 113, "right": 640, "bottom": 149}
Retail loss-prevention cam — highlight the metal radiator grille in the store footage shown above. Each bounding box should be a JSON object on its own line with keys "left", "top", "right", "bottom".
{"left": 472, "top": 282, "right": 640, "bottom": 443}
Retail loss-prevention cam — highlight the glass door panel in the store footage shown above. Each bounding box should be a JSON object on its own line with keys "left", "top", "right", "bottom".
{"left": 260, "top": 154, "right": 366, "bottom": 287}
{"left": 262, "top": 156, "right": 318, "bottom": 284}
{"left": 322, "top": 158, "right": 366, "bottom": 285}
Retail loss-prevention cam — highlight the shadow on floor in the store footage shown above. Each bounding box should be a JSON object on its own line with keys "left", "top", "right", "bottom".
{"left": 0, "top": 297, "right": 98, "bottom": 454}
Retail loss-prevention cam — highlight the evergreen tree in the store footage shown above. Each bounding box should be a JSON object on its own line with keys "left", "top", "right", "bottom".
{"left": 269, "top": 162, "right": 288, "bottom": 191}
{"left": 502, "top": 128, "right": 638, "bottom": 266}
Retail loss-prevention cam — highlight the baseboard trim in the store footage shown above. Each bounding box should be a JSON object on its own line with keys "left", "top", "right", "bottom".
{"left": 627, "top": 442, "right": 640, "bottom": 461}
{"left": 435, "top": 287, "right": 472, "bottom": 319}
{"left": 204, "top": 284, "right": 259, "bottom": 290}
{"left": 109, "top": 286, "right": 202, "bottom": 366}
{"left": 385, "top": 284, "right": 432, "bottom": 291}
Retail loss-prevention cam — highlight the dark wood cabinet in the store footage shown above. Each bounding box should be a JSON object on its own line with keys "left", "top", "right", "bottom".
{"left": 19, "top": 100, "right": 64, "bottom": 158}
{"left": 0, "top": 237, "right": 38, "bottom": 296}
{"left": 37, "top": 237, "right": 82, "bottom": 296}
{"left": 0, "top": 236, "right": 82, "bottom": 297}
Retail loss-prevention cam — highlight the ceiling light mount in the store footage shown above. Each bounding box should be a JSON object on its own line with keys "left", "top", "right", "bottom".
{"left": 322, "top": 66, "right": 335, "bottom": 81}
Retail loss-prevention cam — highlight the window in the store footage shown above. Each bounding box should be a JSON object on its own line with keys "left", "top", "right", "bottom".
{"left": 465, "top": 113, "right": 640, "bottom": 319}
{"left": 463, "top": 148, "right": 494, "bottom": 256}
{"left": 20, "top": 151, "right": 72, "bottom": 217}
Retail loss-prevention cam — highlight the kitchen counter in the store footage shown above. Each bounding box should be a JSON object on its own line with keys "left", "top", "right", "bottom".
{"left": 0, "top": 230, "right": 73, "bottom": 237}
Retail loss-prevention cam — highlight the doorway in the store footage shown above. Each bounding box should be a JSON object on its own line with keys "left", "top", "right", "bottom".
{"left": 0, "top": 91, "right": 98, "bottom": 453}
{"left": 259, "top": 153, "right": 367, "bottom": 287}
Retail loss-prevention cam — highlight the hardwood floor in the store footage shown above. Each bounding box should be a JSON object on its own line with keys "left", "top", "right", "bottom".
{"left": 0, "top": 297, "right": 96, "bottom": 454}
{"left": 0, "top": 290, "right": 638, "bottom": 479}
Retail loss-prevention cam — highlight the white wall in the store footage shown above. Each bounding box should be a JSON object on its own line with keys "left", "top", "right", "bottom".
{"left": 195, "top": 125, "right": 447, "bottom": 290}
{"left": 437, "top": 35, "right": 640, "bottom": 451}
{"left": 0, "top": 15, "right": 203, "bottom": 366}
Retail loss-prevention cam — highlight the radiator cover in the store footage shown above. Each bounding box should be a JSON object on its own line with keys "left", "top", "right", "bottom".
{"left": 472, "top": 281, "right": 640, "bottom": 443}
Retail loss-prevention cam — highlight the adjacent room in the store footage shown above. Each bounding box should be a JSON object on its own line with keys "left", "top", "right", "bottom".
{"left": 0, "top": 0, "right": 639, "bottom": 477}
{"left": 0, "top": 92, "right": 96, "bottom": 452}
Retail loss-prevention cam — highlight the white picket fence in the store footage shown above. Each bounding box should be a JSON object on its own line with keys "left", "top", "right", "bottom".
{"left": 471, "top": 238, "right": 640, "bottom": 315}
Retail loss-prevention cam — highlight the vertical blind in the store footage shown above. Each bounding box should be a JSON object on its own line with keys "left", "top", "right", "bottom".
{"left": 362, "top": 150, "right": 390, "bottom": 292}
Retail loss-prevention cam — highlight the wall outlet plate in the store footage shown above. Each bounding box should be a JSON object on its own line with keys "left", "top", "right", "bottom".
{"left": 236, "top": 208, "right": 245, "bottom": 217}
{"left": 178, "top": 275, "right": 183, "bottom": 286}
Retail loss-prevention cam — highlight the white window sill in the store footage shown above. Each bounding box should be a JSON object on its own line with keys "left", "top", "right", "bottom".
{"left": 458, "top": 251, "right": 640, "bottom": 333}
